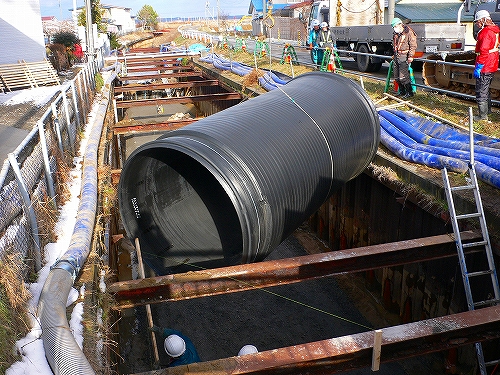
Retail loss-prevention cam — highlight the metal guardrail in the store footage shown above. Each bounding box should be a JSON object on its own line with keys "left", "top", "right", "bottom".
{"left": 0, "top": 59, "right": 101, "bottom": 272}
{"left": 182, "top": 29, "right": 497, "bottom": 105}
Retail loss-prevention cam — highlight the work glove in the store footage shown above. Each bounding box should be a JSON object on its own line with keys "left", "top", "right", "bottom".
{"left": 474, "top": 63, "right": 484, "bottom": 79}
{"left": 149, "top": 325, "right": 160, "bottom": 333}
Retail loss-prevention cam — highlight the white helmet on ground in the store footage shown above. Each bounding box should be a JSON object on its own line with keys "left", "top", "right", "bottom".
{"left": 475, "top": 9, "right": 491, "bottom": 21}
{"left": 320, "top": 21, "right": 328, "bottom": 28}
{"left": 311, "top": 19, "right": 320, "bottom": 27}
{"left": 164, "top": 334, "right": 186, "bottom": 357}
{"left": 238, "top": 344, "right": 258, "bottom": 356}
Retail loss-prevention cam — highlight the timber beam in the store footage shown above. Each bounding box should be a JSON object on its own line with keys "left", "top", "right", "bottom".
{"left": 130, "top": 305, "right": 500, "bottom": 375}
{"left": 114, "top": 80, "right": 219, "bottom": 93}
{"left": 109, "top": 232, "right": 480, "bottom": 309}
{"left": 115, "top": 92, "right": 242, "bottom": 108}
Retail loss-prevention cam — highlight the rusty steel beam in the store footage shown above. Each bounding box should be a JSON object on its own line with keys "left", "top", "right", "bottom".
{"left": 115, "top": 92, "right": 242, "bottom": 108}
{"left": 109, "top": 232, "right": 480, "bottom": 309}
{"left": 114, "top": 80, "right": 219, "bottom": 93}
{"left": 112, "top": 118, "right": 201, "bottom": 135}
{"left": 124, "top": 65, "right": 192, "bottom": 73}
{"left": 118, "top": 55, "right": 190, "bottom": 63}
{"left": 118, "top": 71, "right": 203, "bottom": 81}
{"left": 130, "top": 306, "right": 500, "bottom": 375}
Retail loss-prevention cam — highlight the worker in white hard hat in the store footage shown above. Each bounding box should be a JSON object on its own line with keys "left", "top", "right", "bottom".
{"left": 151, "top": 326, "right": 201, "bottom": 367}
{"left": 317, "top": 21, "right": 336, "bottom": 67}
{"left": 308, "top": 19, "right": 321, "bottom": 64}
{"left": 473, "top": 9, "right": 500, "bottom": 121}
{"left": 391, "top": 17, "right": 417, "bottom": 99}
{"left": 238, "top": 344, "right": 258, "bottom": 356}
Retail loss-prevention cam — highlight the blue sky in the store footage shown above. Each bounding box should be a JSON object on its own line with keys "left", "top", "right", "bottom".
{"left": 39, "top": 0, "right": 252, "bottom": 20}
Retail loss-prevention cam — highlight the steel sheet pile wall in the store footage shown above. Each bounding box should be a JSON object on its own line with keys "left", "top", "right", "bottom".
{"left": 308, "top": 171, "right": 468, "bottom": 323}
{"left": 119, "top": 72, "right": 380, "bottom": 275}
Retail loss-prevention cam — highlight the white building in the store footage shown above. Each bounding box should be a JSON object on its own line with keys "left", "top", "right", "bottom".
{"left": 102, "top": 4, "right": 136, "bottom": 34}
{"left": 74, "top": 4, "right": 136, "bottom": 34}
{"left": 0, "top": 0, "right": 46, "bottom": 64}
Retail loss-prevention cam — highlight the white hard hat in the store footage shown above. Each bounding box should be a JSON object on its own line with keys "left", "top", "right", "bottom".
{"left": 320, "top": 22, "right": 328, "bottom": 28}
{"left": 311, "top": 19, "right": 320, "bottom": 27}
{"left": 475, "top": 9, "right": 491, "bottom": 21}
{"left": 164, "top": 335, "right": 186, "bottom": 357}
{"left": 238, "top": 344, "right": 258, "bottom": 356}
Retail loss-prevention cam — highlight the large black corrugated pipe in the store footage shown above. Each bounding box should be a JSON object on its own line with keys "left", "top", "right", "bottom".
{"left": 119, "top": 72, "right": 380, "bottom": 275}
{"left": 38, "top": 69, "right": 118, "bottom": 375}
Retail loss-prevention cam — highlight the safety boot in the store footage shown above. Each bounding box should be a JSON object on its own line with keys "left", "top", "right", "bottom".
{"left": 394, "top": 80, "right": 405, "bottom": 97}
{"left": 474, "top": 101, "right": 489, "bottom": 121}
{"left": 400, "top": 83, "right": 413, "bottom": 99}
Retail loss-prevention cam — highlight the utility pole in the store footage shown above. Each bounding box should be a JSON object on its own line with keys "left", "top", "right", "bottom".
{"left": 85, "top": 0, "right": 94, "bottom": 65}
{"left": 387, "top": 0, "right": 395, "bottom": 24}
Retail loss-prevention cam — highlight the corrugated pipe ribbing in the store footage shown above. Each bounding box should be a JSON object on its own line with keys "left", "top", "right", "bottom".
{"left": 38, "top": 71, "right": 117, "bottom": 375}
{"left": 119, "top": 72, "right": 380, "bottom": 275}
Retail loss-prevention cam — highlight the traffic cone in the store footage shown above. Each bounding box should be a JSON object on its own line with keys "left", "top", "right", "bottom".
{"left": 327, "top": 53, "right": 335, "bottom": 72}
{"left": 393, "top": 80, "right": 399, "bottom": 95}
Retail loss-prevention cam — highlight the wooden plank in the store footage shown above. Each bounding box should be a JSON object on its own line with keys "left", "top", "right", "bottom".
{"left": 0, "top": 60, "right": 59, "bottom": 91}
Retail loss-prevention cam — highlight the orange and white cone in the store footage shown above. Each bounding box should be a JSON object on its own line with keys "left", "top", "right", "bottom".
{"left": 327, "top": 53, "right": 335, "bottom": 72}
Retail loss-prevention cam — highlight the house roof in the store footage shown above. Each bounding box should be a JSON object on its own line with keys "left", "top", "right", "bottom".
{"left": 284, "top": 0, "right": 314, "bottom": 10}
{"left": 249, "top": 0, "right": 289, "bottom": 13}
{"left": 395, "top": 3, "right": 474, "bottom": 23}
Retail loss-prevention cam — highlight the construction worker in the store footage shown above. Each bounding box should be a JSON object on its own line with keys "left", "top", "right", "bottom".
{"left": 317, "top": 21, "right": 336, "bottom": 67}
{"left": 238, "top": 344, "right": 258, "bottom": 356}
{"left": 308, "top": 19, "right": 321, "bottom": 64}
{"left": 473, "top": 9, "right": 500, "bottom": 121}
{"left": 150, "top": 326, "right": 201, "bottom": 367}
{"left": 391, "top": 18, "right": 417, "bottom": 99}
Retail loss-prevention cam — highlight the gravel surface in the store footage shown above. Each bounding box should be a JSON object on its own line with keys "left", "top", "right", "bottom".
{"left": 118, "top": 234, "right": 443, "bottom": 375}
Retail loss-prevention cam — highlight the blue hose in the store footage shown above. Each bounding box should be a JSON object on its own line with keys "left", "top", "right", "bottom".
{"left": 200, "top": 53, "right": 289, "bottom": 91}
{"left": 388, "top": 109, "right": 500, "bottom": 147}
{"left": 379, "top": 115, "right": 500, "bottom": 189}
{"left": 380, "top": 116, "right": 500, "bottom": 170}
{"left": 379, "top": 110, "right": 500, "bottom": 158}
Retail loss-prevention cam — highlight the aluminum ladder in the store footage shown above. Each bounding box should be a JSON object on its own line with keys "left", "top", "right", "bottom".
{"left": 442, "top": 161, "right": 500, "bottom": 374}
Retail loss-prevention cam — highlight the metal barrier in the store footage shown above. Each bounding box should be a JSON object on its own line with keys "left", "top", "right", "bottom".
{"left": 0, "top": 61, "right": 99, "bottom": 272}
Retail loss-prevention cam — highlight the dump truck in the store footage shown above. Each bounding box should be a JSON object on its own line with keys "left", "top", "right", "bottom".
{"left": 308, "top": 0, "right": 466, "bottom": 72}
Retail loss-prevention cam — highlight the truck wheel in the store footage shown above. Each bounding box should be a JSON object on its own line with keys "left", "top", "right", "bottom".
{"left": 356, "top": 44, "right": 371, "bottom": 72}
{"left": 356, "top": 45, "right": 383, "bottom": 72}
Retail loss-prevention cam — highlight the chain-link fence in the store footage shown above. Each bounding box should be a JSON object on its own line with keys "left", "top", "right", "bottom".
{"left": 0, "top": 60, "right": 100, "bottom": 275}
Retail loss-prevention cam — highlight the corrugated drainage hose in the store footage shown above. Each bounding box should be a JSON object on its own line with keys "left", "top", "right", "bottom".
{"left": 119, "top": 72, "right": 380, "bottom": 275}
{"left": 38, "top": 71, "right": 117, "bottom": 375}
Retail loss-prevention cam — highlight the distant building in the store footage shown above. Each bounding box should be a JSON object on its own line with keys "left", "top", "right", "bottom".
{"left": 73, "top": 4, "right": 136, "bottom": 34}
{"left": 0, "top": 0, "right": 46, "bottom": 64}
